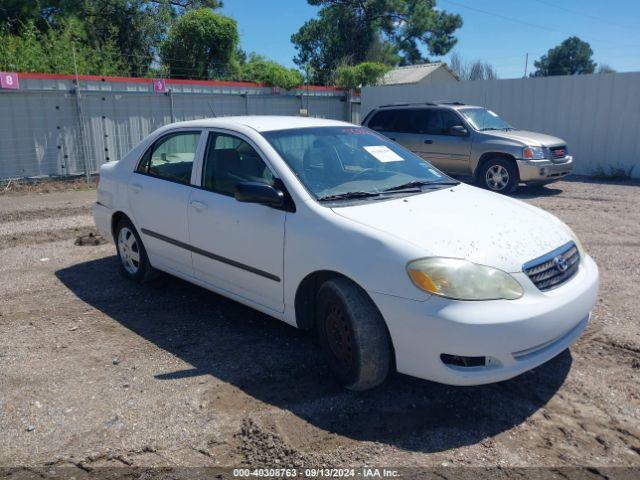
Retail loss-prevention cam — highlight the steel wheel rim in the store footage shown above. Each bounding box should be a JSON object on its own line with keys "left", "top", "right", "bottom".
{"left": 117, "top": 227, "right": 140, "bottom": 275}
{"left": 325, "top": 302, "right": 354, "bottom": 368}
{"left": 486, "top": 165, "right": 509, "bottom": 191}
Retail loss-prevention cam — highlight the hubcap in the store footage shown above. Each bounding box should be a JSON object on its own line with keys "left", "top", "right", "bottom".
{"left": 118, "top": 227, "right": 140, "bottom": 275}
{"left": 325, "top": 302, "right": 354, "bottom": 368}
{"left": 486, "top": 164, "right": 509, "bottom": 191}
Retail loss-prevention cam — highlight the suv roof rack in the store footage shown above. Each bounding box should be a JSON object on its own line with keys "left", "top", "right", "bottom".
{"left": 436, "top": 101, "right": 465, "bottom": 105}
{"left": 378, "top": 102, "right": 438, "bottom": 108}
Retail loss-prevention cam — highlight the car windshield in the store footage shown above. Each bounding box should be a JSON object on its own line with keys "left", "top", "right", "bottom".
{"left": 459, "top": 107, "right": 513, "bottom": 131}
{"left": 262, "top": 126, "right": 455, "bottom": 202}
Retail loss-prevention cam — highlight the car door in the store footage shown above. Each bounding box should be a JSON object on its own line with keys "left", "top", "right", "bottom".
{"left": 187, "top": 130, "right": 286, "bottom": 313}
{"left": 416, "top": 109, "right": 472, "bottom": 174}
{"left": 128, "top": 130, "right": 204, "bottom": 276}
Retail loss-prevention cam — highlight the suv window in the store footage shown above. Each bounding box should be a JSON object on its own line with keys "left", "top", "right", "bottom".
{"left": 202, "top": 133, "right": 275, "bottom": 196}
{"left": 368, "top": 110, "right": 398, "bottom": 131}
{"left": 439, "top": 110, "right": 465, "bottom": 135}
{"left": 137, "top": 131, "right": 200, "bottom": 184}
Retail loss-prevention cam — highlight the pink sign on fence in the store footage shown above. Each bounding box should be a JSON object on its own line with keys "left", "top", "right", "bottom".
{"left": 0, "top": 72, "right": 19, "bottom": 90}
{"left": 152, "top": 78, "right": 166, "bottom": 93}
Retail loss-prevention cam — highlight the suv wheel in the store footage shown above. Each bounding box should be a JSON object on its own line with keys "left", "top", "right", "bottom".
{"left": 316, "top": 278, "right": 392, "bottom": 391}
{"left": 479, "top": 157, "right": 518, "bottom": 194}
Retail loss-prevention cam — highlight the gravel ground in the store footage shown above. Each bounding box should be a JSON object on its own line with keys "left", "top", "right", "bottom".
{"left": 0, "top": 178, "right": 639, "bottom": 474}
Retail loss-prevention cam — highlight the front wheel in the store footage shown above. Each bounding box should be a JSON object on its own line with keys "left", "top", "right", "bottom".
{"left": 479, "top": 157, "right": 518, "bottom": 194}
{"left": 115, "top": 218, "right": 154, "bottom": 282}
{"left": 316, "top": 278, "right": 392, "bottom": 391}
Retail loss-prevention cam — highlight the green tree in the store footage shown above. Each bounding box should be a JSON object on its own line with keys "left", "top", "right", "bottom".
{"left": 532, "top": 37, "right": 596, "bottom": 77}
{"left": 239, "top": 54, "right": 304, "bottom": 90}
{"left": 161, "top": 8, "right": 239, "bottom": 79}
{"left": 291, "top": 0, "right": 462, "bottom": 84}
{"left": 334, "top": 61, "right": 390, "bottom": 89}
{"left": 0, "top": 19, "right": 126, "bottom": 75}
{"left": 0, "top": 1, "right": 224, "bottom": 76}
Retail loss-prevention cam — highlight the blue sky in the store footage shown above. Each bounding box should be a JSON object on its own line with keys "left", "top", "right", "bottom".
{"left": 221, "top": 0, "right": 640, "bottom": 78}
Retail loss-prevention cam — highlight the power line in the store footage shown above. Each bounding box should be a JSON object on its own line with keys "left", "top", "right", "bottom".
{"left": 440, "top": 0, "right": 632, "bottom": 47}
{"left": 440, "top": 0, "right": 561, "bottom": 33}
{"left": 531, "top": 0, "right": 637, "bottom": 31}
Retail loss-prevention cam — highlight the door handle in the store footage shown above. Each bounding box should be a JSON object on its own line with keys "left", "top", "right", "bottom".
{"left": 189, "top": 200, "right": 207, "bottom": 211}
{"left": 130, "top": 183, "right": 143, "bottom": 194}
{"left": 389, "top": 137, "right": 396, "bottom": 141}
{"left": 423, "top": 139, "right": 433, "bottom": 144}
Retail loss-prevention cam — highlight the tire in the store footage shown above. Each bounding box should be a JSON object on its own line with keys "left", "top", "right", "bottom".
{"left": 316, "top": 278, "right": 392, "bottom": 391}
{"left": 115, "top": 217, "right": 155, "bottom": 283}
{"left": 479, "top": 157, "right": 518, "bottom": 194}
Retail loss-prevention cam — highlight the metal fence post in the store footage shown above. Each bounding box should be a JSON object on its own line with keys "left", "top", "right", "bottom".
{"left": 168, "top": 88, "right": 175, "bottom": 123}
{"left": 72, "top": 85, "right": 91, "bottom": 182}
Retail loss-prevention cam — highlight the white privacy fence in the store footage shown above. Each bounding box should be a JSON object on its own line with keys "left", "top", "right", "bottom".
{"left": 362, "top": 72, "right": 640, "bottom": 178}
{"left": 0, "top": 73, "right": 358, "bottom": 180}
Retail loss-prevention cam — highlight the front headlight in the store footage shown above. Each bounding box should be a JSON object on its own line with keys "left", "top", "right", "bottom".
{"left": 407, "top": 258, "right": 524, "bottom": 301}
{"left": 523, "top": 146, "right": 546, "bottom": 160}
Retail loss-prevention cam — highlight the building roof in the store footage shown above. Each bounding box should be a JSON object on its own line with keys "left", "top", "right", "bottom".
{"left": 380, "top": 62, "right": 459, "bottom": 85}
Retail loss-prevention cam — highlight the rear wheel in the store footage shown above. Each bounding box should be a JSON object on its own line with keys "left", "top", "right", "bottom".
{"left": 316, "top": 278, "right": 392, "bottom": 391}
{"left": 115, "top": 218, "right": 154, "bottom": 282}
{"left": 479, "top": 157, "right": 518, "bottom": 194}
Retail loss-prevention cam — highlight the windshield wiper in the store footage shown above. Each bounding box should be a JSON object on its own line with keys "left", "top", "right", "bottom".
{"left": 317, "top": 191, "right": 381, "bottom": 202}
{"left": 480, "top": 127, "right": 500, "bottom": 131}
{"left": 383, "top": 180, "right": 459, "bottom": 192}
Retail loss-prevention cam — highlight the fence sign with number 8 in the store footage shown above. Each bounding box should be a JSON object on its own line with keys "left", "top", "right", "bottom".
{"left": 0, "top": 72, "right": 19, "bottom": 90}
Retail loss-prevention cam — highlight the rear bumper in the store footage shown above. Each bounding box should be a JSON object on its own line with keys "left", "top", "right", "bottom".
{"left": 91, "top": 202, "right": 113, "bottom": 242}
{"left": 369, "top": 254, "right": 598, "bottom": 386}
{"left": 517, "top": 156, "right": 573, "bottom": 183}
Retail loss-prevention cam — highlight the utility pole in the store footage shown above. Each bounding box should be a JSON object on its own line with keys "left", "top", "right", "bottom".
{"left": 523, "top": 53, "right": 529, "bottom": 78}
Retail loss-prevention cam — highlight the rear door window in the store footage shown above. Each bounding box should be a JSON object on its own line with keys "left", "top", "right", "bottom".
{"left": 137, "top": 131, "right": 201, "bottom": 184}
{"left": 368, "top": 110, "right": 398, "bottom": 132}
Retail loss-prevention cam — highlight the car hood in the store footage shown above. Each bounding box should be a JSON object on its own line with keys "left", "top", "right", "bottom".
{"left": 331, "top": 184, "right": 572, "bottom": 273}
{"left": 486, "top": 129, "right": 566, "bottom": 147}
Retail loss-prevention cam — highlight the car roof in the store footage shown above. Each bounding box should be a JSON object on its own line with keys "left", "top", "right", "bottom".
{"left": 162, "top": 115, "right": 353, "bottom": 133}
{"left": 374, "top": 103, "right": 480, "bottom": 111}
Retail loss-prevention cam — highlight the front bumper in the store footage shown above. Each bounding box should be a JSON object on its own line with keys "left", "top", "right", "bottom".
{"left": 369, "top": 254, "right": 598, "bottom": 386}
{"left": 517, "top": 156, "right": 573, "bottom": 183}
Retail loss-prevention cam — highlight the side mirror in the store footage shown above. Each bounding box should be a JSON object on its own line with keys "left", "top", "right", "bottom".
{"left": 449, "top": 125, "right": 468, "bottom": 136}
{"left": 235, "top": 181, "right": 285, "bottom": 208}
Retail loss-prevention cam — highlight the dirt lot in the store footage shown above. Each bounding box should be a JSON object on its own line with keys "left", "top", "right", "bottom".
{"left": 1, "top": 178, "right": 639, "bottom": 473}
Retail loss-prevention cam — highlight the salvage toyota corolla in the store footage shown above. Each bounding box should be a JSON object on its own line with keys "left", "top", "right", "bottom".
{"left": 92, "top": 116, "right": 599, "bottom": 390}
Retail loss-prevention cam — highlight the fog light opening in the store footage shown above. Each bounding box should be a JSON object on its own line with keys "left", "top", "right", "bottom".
{"left": 440, "top": 354, "right": 486, "bottom": 368}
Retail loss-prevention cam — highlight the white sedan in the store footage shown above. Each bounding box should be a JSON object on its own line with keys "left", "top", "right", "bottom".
{"left": 92, "top": 116, "right": 599, "bottom": 390}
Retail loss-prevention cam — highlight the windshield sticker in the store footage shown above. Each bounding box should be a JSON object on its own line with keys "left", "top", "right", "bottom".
{"left": 487, "top": 110, "right": 499, "bottom": 117}
{"left": 364, "top": 145, "right": 404, "bottom": 163}
{"left": 428, "top": 168, "right": 442, "bottom": 177}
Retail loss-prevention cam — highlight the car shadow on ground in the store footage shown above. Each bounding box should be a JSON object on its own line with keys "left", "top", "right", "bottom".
{"left": 56, "top": 257, "right": 571, "bottom": 453}
{"left": 512, "top": 184, "right": 564, "bottom": 199}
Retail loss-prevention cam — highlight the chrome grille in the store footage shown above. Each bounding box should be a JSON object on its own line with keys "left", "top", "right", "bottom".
{"left": 549, "top": 146, "right": 568, "bottom": 162}
{"left": 523, "top": 242, "right": 580, "bottom": 291}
